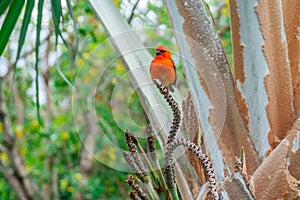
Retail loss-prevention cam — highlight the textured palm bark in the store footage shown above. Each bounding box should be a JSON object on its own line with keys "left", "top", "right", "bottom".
{"left": 228, "top": 0, "right": 249, "bottom": 130}
{"left": 229, "top": 0, "right": 245, "bottom": 84}
{"left": 228, "top": 0, "right": 271, "bottom": 158}
{"left": 282, "top": 0, "right": 300, "bottom": 116}
{"left": 182, "top": 92, "right": 206, "bottom": 193}
{"left": 220, "top": 173, "right": 255, "bottom": 199}
{"left": 250, "top": 117, "right": 300, "bottom": 199}
{"left": 256, "top": 0, "right": 296, "bottom": 150}
{"left": 167, "top": 0, "right": 260, "bottom": 175}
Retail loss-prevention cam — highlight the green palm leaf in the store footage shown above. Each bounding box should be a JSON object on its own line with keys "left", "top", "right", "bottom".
{"left": 0, "top": 0, "right": 25, "bottom": 56}
{"left": 14, "top": 0, "right": 35, "bottom": 67}
{"left": 51, "top": 0, "right": 69, "bottom": 48}
{"left": 35, "top": 0, "right": 44, "bottom": 122}
{"left": 0, "top": 0, "right": 12, "bottom": 16}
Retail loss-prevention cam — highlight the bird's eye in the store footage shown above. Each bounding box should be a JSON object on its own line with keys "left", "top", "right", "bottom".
{"left": 160, "top": 50, "right": 166, "bottom": 53}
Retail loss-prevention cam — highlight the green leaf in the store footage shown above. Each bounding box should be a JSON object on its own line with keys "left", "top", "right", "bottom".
{"left": 0, "top": 0, "right": 25, "bottom": 56}
{"left": 0, "top": 0, "right": 12, "bottom": 17}
{"left": 14, "top": 0, "right": 35, "bottom": 66}
{"left": 50, "top": 0, "right": 68, "bottom": 49}
{"left": 66, "top": 0, "right": 78, "bottom": 63}
{"left": 50, "top": 0, "right": 62, "bottom": 47}
{"left": 35, "top": 0, "right": 44, "bottom": 123}
{"left": 10, "top": 0, "right": 34, "bottom": 122}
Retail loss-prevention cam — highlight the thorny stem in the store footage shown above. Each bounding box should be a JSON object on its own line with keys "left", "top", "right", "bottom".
{"left": 126, "top": 175, "right": 149, "bottom": 200}
{"left": 125, "top": 130, "right": 156, "bottom": 180}
{"left": 145, "top": 125, "right": 157, "bottom": 162}
{"left": 132, "top": 132, "right": 159, "bottom": 184}
{"left": 129, "top": 191, "right": 142, "bottom": 200}
{"left": 123, "top": 152, "right": 145, "bottom": 181}
{"left": 124, "top": 131, "right": 159, "bottom": 200}
{"left": 165, "top": 138, "right": 219, "bottom": 200}
{"left": 153, "top": 79, "right": 180, "bottom": 199}
{"left": 153, "top": 79, "right": 218, "bottom": 199}
{"left": 125, "top": 130, "right": 148, "bottom": 179}
{"left": 153, "top": 79, "right": 181, "bottom": 144}
{"left": 131, "top": 79, "right": 218, "bottom": 199}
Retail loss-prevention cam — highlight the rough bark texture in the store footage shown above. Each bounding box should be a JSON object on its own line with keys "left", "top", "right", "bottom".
{"left": 228, "top": 0, "right": 272, "bottom": 157}
{"left": 220, "top": 173, "right": 255, "bottom": 200}
{"left": 288, "top": 140, "right": 300, "bottom": 180}
{"left": 228, "top": 0, "right": 250, "bottom": 130}
{"left": 173, "top": 0, "right": 260, "bottom": 175}
{"left": 235, "top": 88, "right": 249, "bottom": 130}
{"left": 282, "top": 0, "right": 300, "bottom": 116}
{"left": 182, "top": 91, "right": 206, "bottom": 192}
{"left": 250, "top": 117, "right": 300, "bottom": 199}
{"left": 256, "top": 0, "right": 296, "bottom": 150}
{"left": 228, "top": 0, "right": 245, "bottom": 84}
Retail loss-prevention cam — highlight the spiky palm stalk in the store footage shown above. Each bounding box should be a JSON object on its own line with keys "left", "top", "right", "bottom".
{"left": 124, "top": 79, "right": 219, "bottom": 199}
{"left": 125, "top": 130, "right": 148, "bottom": 180}
{"left": 152, "top": 80, "right": 181, "bottom": 145}
{"left": 164, "top": 138, "right": 219, "bottom": 199}
{"left": 126, "top": 175, "right": 149, "bottom": 200}
{"left": 153, "top": 79, "right": 218, "bottom": 200}
{"left": 124, "top": 130, "right": 159, "bottom": 199}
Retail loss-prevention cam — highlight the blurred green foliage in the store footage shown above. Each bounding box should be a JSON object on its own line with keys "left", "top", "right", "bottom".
{"left": 0, "top": 0, "right": 231, "bottom": 199}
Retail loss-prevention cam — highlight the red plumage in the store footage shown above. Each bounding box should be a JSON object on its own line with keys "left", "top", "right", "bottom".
{"left": 150, "top": 45, "right": 176, "bottom": 92}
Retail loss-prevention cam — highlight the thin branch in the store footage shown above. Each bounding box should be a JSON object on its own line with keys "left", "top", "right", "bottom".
{"left": 127, "top": 0, "right": 140, "bottom": 24}
{"left": 0, "top": 160, "right": 28, "bottom": 200}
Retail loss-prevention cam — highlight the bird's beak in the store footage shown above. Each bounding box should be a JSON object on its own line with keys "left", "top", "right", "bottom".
{"left": 156, "top": 50, "right": 162, "bottom": 55}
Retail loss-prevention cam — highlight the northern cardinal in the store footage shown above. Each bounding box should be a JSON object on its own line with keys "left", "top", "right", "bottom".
{"left": 150, "top": 45, "right": 176, "bottom": 92}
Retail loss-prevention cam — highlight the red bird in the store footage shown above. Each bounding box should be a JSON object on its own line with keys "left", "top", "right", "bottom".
{"left": 150, "top": 45, "right": 176, "bottom": 92}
